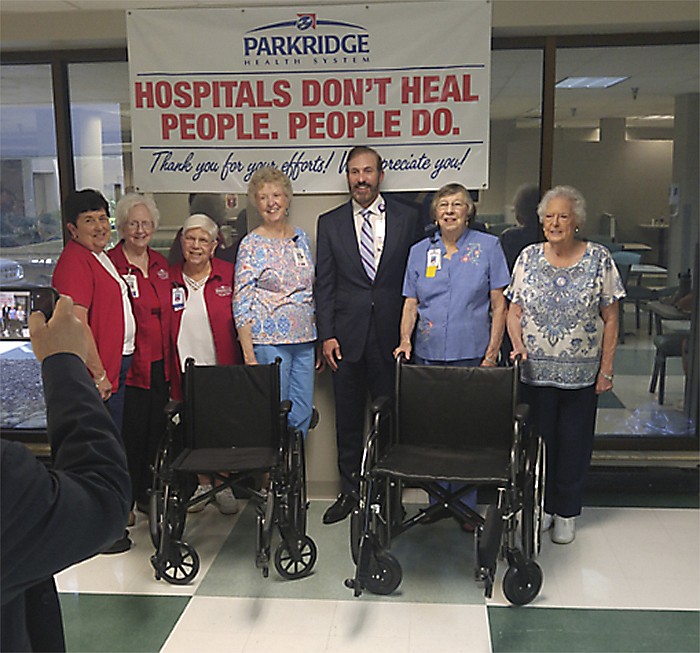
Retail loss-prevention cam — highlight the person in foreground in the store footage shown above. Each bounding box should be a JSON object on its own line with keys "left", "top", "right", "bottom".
{"left": 234, "top": 167, "right": 317, "bottom": 437}
{"left": 394, "top": 182, "right": 510, "bottom": 530}
{"left": 170, "top": 213, "right": 242, "bottom": 514}
{"left": 0, "top": 296, "right": 130, "bottom": 652}
{"left": 505, "top": 185, "right": 625, "bottom": 544}
{"left": 315, "top": 146, "right": 424, "bottom": 524}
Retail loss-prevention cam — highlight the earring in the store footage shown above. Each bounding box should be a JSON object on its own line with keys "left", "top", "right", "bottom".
{"left": 575, "top": 227, "right": 580, "bottom": 233}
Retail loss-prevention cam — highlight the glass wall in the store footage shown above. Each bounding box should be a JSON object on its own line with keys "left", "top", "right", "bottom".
{"left": 552, "top": 43, "right": 699, "bottom": 439}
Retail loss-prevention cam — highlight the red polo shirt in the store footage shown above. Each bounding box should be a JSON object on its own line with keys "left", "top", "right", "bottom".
{"left": 169, "top": 257, "right": 242, "bottom": 399}
{"left": 52, "top": 239, "right": 125, "bottom": 393}
{"left": 108, "top": 241, "right": 172, "bottom": 390}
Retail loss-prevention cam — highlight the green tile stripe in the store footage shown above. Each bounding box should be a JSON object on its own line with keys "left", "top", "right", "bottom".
{"left": 489, "top": 606, "right": 700, "bottom": 653}
{"left": 59, "top": 593, "right": 190, "bottom": 653}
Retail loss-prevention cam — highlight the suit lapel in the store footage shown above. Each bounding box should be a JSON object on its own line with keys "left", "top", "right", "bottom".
{"left": 338, "top": 202, "right": 367, "bottom": 279}
{"left": 376, "top": 199, "right": 401, "bottom": 280}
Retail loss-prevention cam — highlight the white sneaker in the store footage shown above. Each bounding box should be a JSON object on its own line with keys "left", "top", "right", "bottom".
{"left": 215, "top": 487, "right": 239, "bottom": 515}
{"left": 541, "top": 512, "right": 554, "bottom": 532}
{"left": 551, "top": 515, "right": 575, "bottom": 544}
{"left": 188, "top": 483, "right": 212, "bottom": 513}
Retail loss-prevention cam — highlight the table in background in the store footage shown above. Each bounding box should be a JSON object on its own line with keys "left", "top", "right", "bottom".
{"left": 638, "top": 223, "right": 669, "bottom": 266}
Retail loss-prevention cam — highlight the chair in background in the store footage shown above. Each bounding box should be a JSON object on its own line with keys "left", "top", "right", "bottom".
{"left": 611, "top": 251, "right": 642, "bottom": 343}
{"left": 649, "top": 331, "right": 689, "bottom": 405}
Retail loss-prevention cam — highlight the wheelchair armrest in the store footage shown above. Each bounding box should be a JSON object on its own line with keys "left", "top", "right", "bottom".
{"left": 279, "top": 399, "right": 292, "bottom": 418}
{"left": 164, "top": 399, "right": 183, "bottom": 420}
{"left": 514, "top": 402, "right": 530, "bottom": 423}
{"left": 370, "top": 395, "right": 391, "bottom": 417}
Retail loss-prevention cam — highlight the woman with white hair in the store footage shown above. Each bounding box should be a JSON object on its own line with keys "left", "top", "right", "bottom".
{"left": 506, "top": 185, "right": 625, "bottom": 545}
{"left": 169, "top": 213, "right": 242, "bottom": 514}
{"left": 108, "top": 193, "right": 171, "bottom": 524}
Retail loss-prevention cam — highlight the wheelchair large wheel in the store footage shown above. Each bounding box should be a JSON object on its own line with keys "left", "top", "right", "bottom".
{"left": 350, "top": 506, "right": 362, "bottom": 564}
{"left": 477, "top": 504, "right": 503, "bottom": 572}
{"left": 286, "top": 434, "right": 308, "bottom": 535}
{"left": 365, "top": 550, "right": 402, "bottom": 596}
{"left": 160, "top": 541, "right": 200, "bottom": 585}
{"left": 521, "top": 436, "right": 545, "bottom": 559}
{"left": 274, "top": 535, "right": 317, "bottom": 580}
{"left": 502, "top": 560, "right": 543, "bottom": 606}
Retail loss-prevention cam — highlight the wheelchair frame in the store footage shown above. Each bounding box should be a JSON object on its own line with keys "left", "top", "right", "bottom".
{"left": 148, "top": 359, "right": 317, "bottom": 585}
{"left": 345, "top": 356, "right": 545, "bottom": 605}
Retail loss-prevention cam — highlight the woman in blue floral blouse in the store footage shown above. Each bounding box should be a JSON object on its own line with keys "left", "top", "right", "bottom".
{"left": 505, "top": 186, "right": 625, "bottom": 545}
{"left": 234, "top": 167, "right": 316, "bottom": 436}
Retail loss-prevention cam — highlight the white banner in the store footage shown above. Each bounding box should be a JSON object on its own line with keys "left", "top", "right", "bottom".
{"left": 127, "top": 1, "right": 491, "bottom": 193}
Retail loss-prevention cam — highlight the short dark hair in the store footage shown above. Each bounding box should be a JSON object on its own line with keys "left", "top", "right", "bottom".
{"left": 64, "top": 189, "right": 109, "bottom": 225}
{"left": 346, "top": 146, "right": 383, "bottom": 173}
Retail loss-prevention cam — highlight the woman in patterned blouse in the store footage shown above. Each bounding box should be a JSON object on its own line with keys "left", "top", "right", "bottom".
{"left": 234, "top": 167, "right": 317, "bottom": 436}
{"left": 505, "top": 186, "right": 625, "bottom": 546}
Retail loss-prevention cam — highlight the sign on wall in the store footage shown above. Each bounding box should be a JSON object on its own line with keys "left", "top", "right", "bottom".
{"left": 127, "top": 1, "right": 491, "bottom": 193}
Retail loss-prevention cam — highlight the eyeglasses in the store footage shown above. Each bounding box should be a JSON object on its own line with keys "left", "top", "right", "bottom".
{"left": 125, "top": 221, "right": 154, "bottom": 231}
{"left": 183, "top": 235, "right": 212, "bottom": 246}
{"left": 436, "top": 201, "right": 466, "bottom": 212}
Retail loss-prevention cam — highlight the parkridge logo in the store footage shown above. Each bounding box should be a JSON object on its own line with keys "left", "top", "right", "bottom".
{"left": 243, "top": 13, "right": 370, "bottom": 65}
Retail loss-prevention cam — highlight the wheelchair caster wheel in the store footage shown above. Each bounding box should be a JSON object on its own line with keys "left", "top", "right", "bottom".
{"left": 274, "top": 535, "right": 318, "bottom": 580}
{"left": 502, "top": 560, "right": 543, "bottom": 605}
{"left": 365, "top": 551, "right": 402, "bottom": 596}
{"left": 161, "top": 541, "right": 200, "bottom": 585}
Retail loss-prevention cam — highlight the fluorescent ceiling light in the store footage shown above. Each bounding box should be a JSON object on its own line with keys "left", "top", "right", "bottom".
{"left": 556, "top": 76, "right": 629, "bottom": 89}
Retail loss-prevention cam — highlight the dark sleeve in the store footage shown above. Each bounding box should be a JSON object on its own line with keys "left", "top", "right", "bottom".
{"left": 0, "top": 353, "right": 130, "bottom": 606}
{"left": 314, "top": 214, "right": 337, "bottom": 342}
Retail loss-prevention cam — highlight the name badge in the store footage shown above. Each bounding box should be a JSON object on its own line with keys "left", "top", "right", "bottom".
{"left": 123, "top": 273, "right": 139, "bottom": 299}
{"left": 172, "top": 287, "right": 185, "bottom": 311}
{"left": 426, "top": 248, "right": 441, "bottom": 278}
{"left": 293, "top": 247, "right": 309, "bottom": 267}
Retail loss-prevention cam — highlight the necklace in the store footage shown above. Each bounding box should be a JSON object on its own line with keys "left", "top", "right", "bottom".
{"left": 183, "top": 272, "right": 208, "bottom": 291}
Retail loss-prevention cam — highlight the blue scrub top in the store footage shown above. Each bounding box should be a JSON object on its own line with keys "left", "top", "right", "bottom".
{"left": 402, "top": 229, "right": 510, "bottom": 361}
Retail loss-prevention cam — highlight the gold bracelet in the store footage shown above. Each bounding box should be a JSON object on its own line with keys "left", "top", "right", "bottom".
{"left": 94, "top": 371, "right": 107, "bottom": 385}
{"left": 484, "top": 356, "right": 497, "bottom": 365}
{"left": 599, "top": 371, "right": 613, "bottom": 382}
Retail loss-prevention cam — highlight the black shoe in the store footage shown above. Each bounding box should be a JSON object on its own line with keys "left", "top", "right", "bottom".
{"left": 323, "top": 494, "right": 356, "bottom": 524}
{"left": 419, "top": 506, "right": 451, "bottom": 525}
{"left": 100, "top": 530, "right": 132, "bottom": 554}
{"left": 135, "top": 501, "right": 150, "bottom": 515}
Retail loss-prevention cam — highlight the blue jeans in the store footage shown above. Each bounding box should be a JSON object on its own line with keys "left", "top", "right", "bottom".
{"left": 414, "top": 355, "right": 479, "bottom": 511}
{"left": 254, "top": 342, "right": 315, "bottom": 436}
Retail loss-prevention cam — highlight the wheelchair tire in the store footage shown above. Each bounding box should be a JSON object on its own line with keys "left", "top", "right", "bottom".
{"left": 350, "top": 506, "right": 362, "bottom": 564}
{"left": 274, "top": 535, "right": 318, "bottom": 580}
{"left": 148, "top": 489, "right": 164, "bottom": 549}
{"left": 521, "top": 436, "right": 545, "bottom": 559}
{"left": 478, "top": 504, "right": 503, "bottom": 571}
{"left": 161, "top": 541, "right": 200, "bottom": 585}
{"left": 365, "top": 550, "right": 402, "bottom": 596}
{"left": 502, "top": 560, "right": 543, "bottom": 606}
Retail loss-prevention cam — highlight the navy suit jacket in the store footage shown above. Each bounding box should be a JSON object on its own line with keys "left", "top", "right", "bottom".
{"left": 1, "top": 354, "right": 130, "bottom": 652}
{"left": 315, "top": 196, "right": 423, "bottom": 363}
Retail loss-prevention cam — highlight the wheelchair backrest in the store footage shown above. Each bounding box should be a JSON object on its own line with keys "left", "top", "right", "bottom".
{"left": 183, "top": 361, "right": 282, "bottom": 450}
{"left": 396, "top": 363, "right": 517, "bottom": 452}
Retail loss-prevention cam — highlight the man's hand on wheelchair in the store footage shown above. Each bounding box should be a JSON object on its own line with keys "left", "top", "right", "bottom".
{"left": 393, "top": 341, "right": 411, "bottom": 361}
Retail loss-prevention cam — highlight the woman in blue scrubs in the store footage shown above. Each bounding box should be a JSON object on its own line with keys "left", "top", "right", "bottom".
{"left": 394, "top": 182, "right": 510, "bottom": 529}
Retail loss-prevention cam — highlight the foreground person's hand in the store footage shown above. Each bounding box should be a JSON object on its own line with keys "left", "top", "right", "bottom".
{"left": 29, "top": 296, "right": 88, "bottom": 364}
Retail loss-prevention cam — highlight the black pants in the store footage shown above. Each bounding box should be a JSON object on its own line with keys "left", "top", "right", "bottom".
{"left": 332, "top": 318, "right": 394, "bottom": 495}
{"left": 122, "top": 360, "right": 168, "bottom": 506}
{"left": 523, "top": 383, "right": 598, "bottom": 518}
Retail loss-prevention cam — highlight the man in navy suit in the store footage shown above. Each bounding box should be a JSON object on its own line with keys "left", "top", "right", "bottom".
{"left": 316, "top": 146, "right": 423, "bottom": 524}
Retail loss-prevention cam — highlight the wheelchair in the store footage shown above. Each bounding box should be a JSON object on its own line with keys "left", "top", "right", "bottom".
{"left": 345, "top": 356, "right": 545, "bottom": 606}
{"left": 149, "top": 358, "right": 317, "bottom": 585}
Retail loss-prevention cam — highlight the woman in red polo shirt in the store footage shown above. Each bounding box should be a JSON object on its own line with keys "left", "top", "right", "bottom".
{"left": 108, "top": 193, "right": 171, "bottom": 524}
{"left": 52, "top": 188, "right": 136, "bottom": 554}
{"left": 169, "top": 213, "right": 242, "bottom": 514}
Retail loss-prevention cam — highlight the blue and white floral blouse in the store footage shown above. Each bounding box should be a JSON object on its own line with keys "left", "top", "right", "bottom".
{"left": 233, "top": 227, "right": 316, "bottom": 345}
{"left": 504, "top": 242, "right": 625, "bottom": 389}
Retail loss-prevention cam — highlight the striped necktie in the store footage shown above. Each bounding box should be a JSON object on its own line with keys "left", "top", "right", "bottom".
{"left": 360, "top": 208, "right": 376, "bottom": 281}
